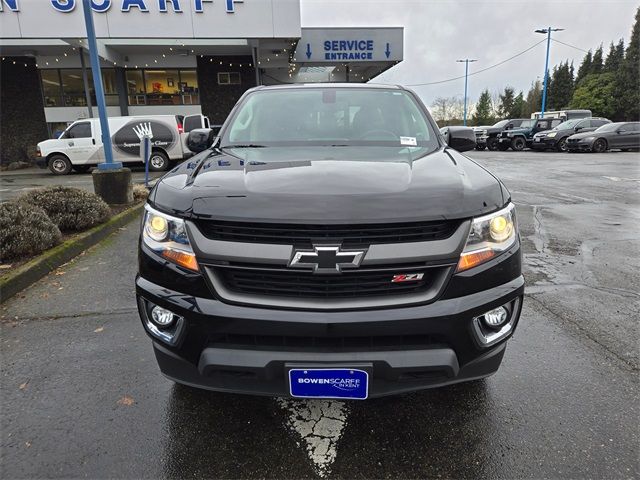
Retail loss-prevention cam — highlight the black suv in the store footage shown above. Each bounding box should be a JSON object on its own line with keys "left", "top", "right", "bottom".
{"left": 136, "top": 84, "right": 524, "bottom": 399}
{"left": 531, "top": 117, "right": 611, "bottom": 151}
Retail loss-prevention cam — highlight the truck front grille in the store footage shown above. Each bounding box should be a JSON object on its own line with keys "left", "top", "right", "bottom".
{"left": 208, "top": 332, "right": 444, "bottom": 352}
{"left": 194, "top": 219, "right": 459, "bottom": 246}
{"left": 213, "top": 266, "right": 435, "bottom": 299}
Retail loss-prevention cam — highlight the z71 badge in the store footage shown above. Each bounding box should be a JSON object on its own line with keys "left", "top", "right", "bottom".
{"left": 391, "top": 273, "right": 425, "bottom": 283}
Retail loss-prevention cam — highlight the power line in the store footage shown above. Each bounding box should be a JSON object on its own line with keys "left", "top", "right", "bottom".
{"left": 551, "top": 38, "right": 590, "bottom": 53}
{"left": 404, "top": 39, "right": 547, "bottom": 86}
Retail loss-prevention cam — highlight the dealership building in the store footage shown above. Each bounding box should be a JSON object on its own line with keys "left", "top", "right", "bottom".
{"left": 0, "top": 0, "right": 403, "bottom": 163}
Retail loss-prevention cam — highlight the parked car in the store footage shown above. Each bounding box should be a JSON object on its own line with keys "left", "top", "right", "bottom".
{"left": 531, "top": 117, "right": 611, "bottom": 152}
{"left": 137, "top": 84, "right": 524, "bottom": 399}
{"left": 485, "top": 119, "right": 531, "bottom": 151}
{"left": 566, "top": 122, "right": 640, "bottom": 153}
{"left": 497, "top": 117, "right": 563, "bottom": 151}
{"left": 36, "top": 114, "right": 209, "bottom": 175}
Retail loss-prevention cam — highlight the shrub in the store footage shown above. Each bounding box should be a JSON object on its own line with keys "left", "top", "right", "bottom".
{"left": 132, "top": 184, "right": 149, "bottom": 202}
{"left": 0, "top": 202, "right": 62, "bottom": 261}
{"left": 18, "top": 186, "right": 111, "bottom": 232}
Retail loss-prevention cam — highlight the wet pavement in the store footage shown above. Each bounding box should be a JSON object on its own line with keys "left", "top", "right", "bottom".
{"left": 1, "top": 150, "right": 639, "bottom": 479}
{"left": 0, "top": 167, "right": 163, "bottom": 202}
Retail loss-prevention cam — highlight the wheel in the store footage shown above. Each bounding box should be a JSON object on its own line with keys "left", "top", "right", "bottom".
{"left": 511, "top": 137, "right": 526, "bottom": 151}
{"left": 486, "top": 138, "right": 499, "bottom": 151}
{"left": 592, "top": 138, "right": 608, "bottom": 153}
{"left": 497, "top": 142, "right": 509, "bottom": 151}
{"left": 556, "top": 137, "right": 568, "bottom": 152}
{"left": 475, "top": 145, "right": 486, "bottom": 151}
{"left": 48, "top": 154, "right": 72, "bottom": 175}
{"left": 73, "top": 165, "right": 91, "bottom": 173}
{"left": 148, "top": 151, "right": 170, "bottom": 172}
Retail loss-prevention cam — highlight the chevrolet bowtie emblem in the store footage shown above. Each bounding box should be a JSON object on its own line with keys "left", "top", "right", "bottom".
{"left": 288, "top": 245, "right": 367, "bottom": 274}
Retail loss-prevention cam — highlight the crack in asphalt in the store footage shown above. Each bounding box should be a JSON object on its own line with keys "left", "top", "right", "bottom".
{"left": 526, "top": 293, "right": 639, "bottom": 371}
{"left": 276, "top": 398, "right": 348, "bottom": 478}
{"left": 0, "top": 307, "right": 138, "bottom": 324}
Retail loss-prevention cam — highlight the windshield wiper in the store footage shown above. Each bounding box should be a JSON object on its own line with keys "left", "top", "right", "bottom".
{"left": 221, "top": 144, "right": 267, "bottom": 148}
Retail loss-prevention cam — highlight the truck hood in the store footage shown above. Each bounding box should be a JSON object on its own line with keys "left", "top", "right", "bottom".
{"left": 38, "top": 138, "right": 61, "bottom": 149}
{"left": 149, "top": 146, "right": 507, "bottom": 223}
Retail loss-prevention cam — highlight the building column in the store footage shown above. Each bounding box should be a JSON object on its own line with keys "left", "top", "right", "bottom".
{"left": 115, "top": 67, "right": 129, "bottom": 116}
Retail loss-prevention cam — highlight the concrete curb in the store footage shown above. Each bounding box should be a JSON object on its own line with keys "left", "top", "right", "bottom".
{"left": 0, "top": 203, "right": 144, "bottom": 303}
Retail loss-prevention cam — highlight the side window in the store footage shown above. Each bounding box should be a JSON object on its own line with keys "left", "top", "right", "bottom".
{"left": 64, "top": 122, "right": 92, "bottom": 139}
{"left": 183, "top": 116, "right": 202, "bottom": 133}
{"left": 629, "top": 123, "right": 640, "bottom": 132}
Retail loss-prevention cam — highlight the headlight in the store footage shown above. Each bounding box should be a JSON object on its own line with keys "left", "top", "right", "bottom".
{"left": 142, "top": 205, "right": 199, "bottom": 272}
{"left": 582, "top": 136, "right": 595, "bottom": 142}
{"left": 547, "top": 132, "right": 557, "bottom": 138}
{"left": 457, "top": 203, "right": 518, "bottom": 272}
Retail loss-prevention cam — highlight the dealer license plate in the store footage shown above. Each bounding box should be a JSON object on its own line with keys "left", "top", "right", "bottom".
{"left": 289, "top": 368, "right": 368, "bottom": 400}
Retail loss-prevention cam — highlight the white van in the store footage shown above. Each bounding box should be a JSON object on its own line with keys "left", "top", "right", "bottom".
{"left": 36, "top": 114, "right": 209, "bottom": 175}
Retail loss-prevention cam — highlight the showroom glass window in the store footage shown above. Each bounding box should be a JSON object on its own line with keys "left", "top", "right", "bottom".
{"left": 125, "top": 69, "right": 200, "bottom": 106}
{"left": 40, "top": 70, "right": 63, "bottom": 107}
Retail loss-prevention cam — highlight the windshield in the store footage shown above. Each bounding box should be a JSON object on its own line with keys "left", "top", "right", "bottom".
{"left": 556, "top": 119, "right": 582, "bottom": 130}
{"left": 221, "top": 88, "right": 438, "bottom": 149}
{"left": 492, "top": 120, "right": 509, "bottom": 128}
{"left": 595, "top": 123, "right": 620, "bottom": 133}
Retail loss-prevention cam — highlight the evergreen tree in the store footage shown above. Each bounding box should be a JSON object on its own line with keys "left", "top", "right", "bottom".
{"left": 575, "top": 50, "right": 592, "bottom": 85}
{"left": 472, "top": 89, "right": 494, "bottom": 125}
{"left": 511, "top": 92, "right": 526, "bottom": 118}
{"left": 591, "top": 45, "right": 604, "bottom": 74}
{"left": 547, "top": 61, "right": 574, "bottom": 110}
{"left": 498, "top": 86, "right": 515, "bottom": 118}
{"left": 613, "top": 7, "right": 640, "bottom": 120}
{"left": 525, "top": 80, "right": 543, "bottom": 116}
{"left": 604, "top": 39, "right": 624, "bottom": 72}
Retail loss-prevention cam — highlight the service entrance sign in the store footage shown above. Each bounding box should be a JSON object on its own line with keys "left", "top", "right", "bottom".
{"left": 295, "top": 27, "right": 403, "bottom": 64}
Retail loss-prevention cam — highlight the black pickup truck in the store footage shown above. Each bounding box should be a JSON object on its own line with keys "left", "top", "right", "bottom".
{"left": 136, "top": 84, "right": 524, "bottom": 399}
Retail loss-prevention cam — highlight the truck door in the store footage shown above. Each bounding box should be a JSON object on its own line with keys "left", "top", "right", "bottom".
{"left": 58, "top": 121, "right": 99, "bottom": 165}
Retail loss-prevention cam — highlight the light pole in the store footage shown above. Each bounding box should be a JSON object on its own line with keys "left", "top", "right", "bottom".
{"left": 457, "top": 59, "right": 477, "bottom": 126}
{"left": 535, "top": 27, "right": 564, "bottom": 118}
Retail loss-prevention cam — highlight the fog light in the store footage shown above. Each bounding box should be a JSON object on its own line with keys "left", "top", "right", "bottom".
{"left": 151, "top": 306, "right": 174, "bottom": 327}
{"left": 482, "top": 306, "right": 508, "bottom": 329}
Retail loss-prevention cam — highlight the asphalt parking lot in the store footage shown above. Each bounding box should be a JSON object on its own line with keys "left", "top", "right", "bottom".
{"left": 1, "top": 150, "right": 639, "bottom": 479}
{"left": 0, "top": 167, "right": 164, "bottom": 202}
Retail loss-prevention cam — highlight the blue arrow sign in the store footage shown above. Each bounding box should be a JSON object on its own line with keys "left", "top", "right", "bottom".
{"left": 385, "top": 42, "right": 391, "bottom": 58}
{"left": 306, "top": 43, "right": 312, "bottom": 59}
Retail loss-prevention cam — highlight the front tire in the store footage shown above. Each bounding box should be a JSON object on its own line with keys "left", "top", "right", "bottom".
{"left": 475, "top": 144, "right": 486, "bottom": 151}
{"left": 487, "top": 138, "right": 499, "bottom": 151}
{"left": 497, "top": 142, "right": 509, "bottom": 151}
{"left": 48, "top": 155, "right": 72, "bottom": 175}
{"left": 556, "top": 137, "right": 568, "bottom": 152}
{"left": 148, "top": 151, "right": 170, "bottom": 172}
{"left": 511, "top": 137, "right": 526, "bottom": 151}
{"left": 592, "top": 139, "right": 608, "bottom": 153}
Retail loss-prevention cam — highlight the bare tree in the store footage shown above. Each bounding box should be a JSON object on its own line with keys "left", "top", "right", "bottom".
{"left": 430, "top": 97, "right": 453, "bottom": 124}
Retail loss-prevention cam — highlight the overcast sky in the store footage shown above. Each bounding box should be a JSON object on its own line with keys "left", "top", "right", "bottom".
{"left": 301, "top": 0, "right": 638, "bottom": 107}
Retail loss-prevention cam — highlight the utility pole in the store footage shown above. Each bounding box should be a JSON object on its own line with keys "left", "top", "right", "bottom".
{"left": 535, "top": 27, "right": 564, "bottom": 118}
{"left": 456, "top": 59, "right": 477, "bottom": 126}
{"left": 83, "top": 0, "right": 131, "bottom": 204}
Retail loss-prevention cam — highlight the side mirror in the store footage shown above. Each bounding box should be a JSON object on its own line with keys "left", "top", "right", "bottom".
{"left": 443, "top": 126, "right": 476, "bottom": 152}
{"left": 575, "top": 126, "right": 583, "bottom": 132}
{"left": 187, "top": 128, "right": 215, "bottom": 153}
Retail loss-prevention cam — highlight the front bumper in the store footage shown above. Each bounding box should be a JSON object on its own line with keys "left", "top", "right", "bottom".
{"left": 136, "top": 264, "right": 524, "bottom": 398}
{"left": 531, "top": 137, "right": 556, "bottom": 150}
{"left": 567, "top": 141, "right": 593, "bottom": 152}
